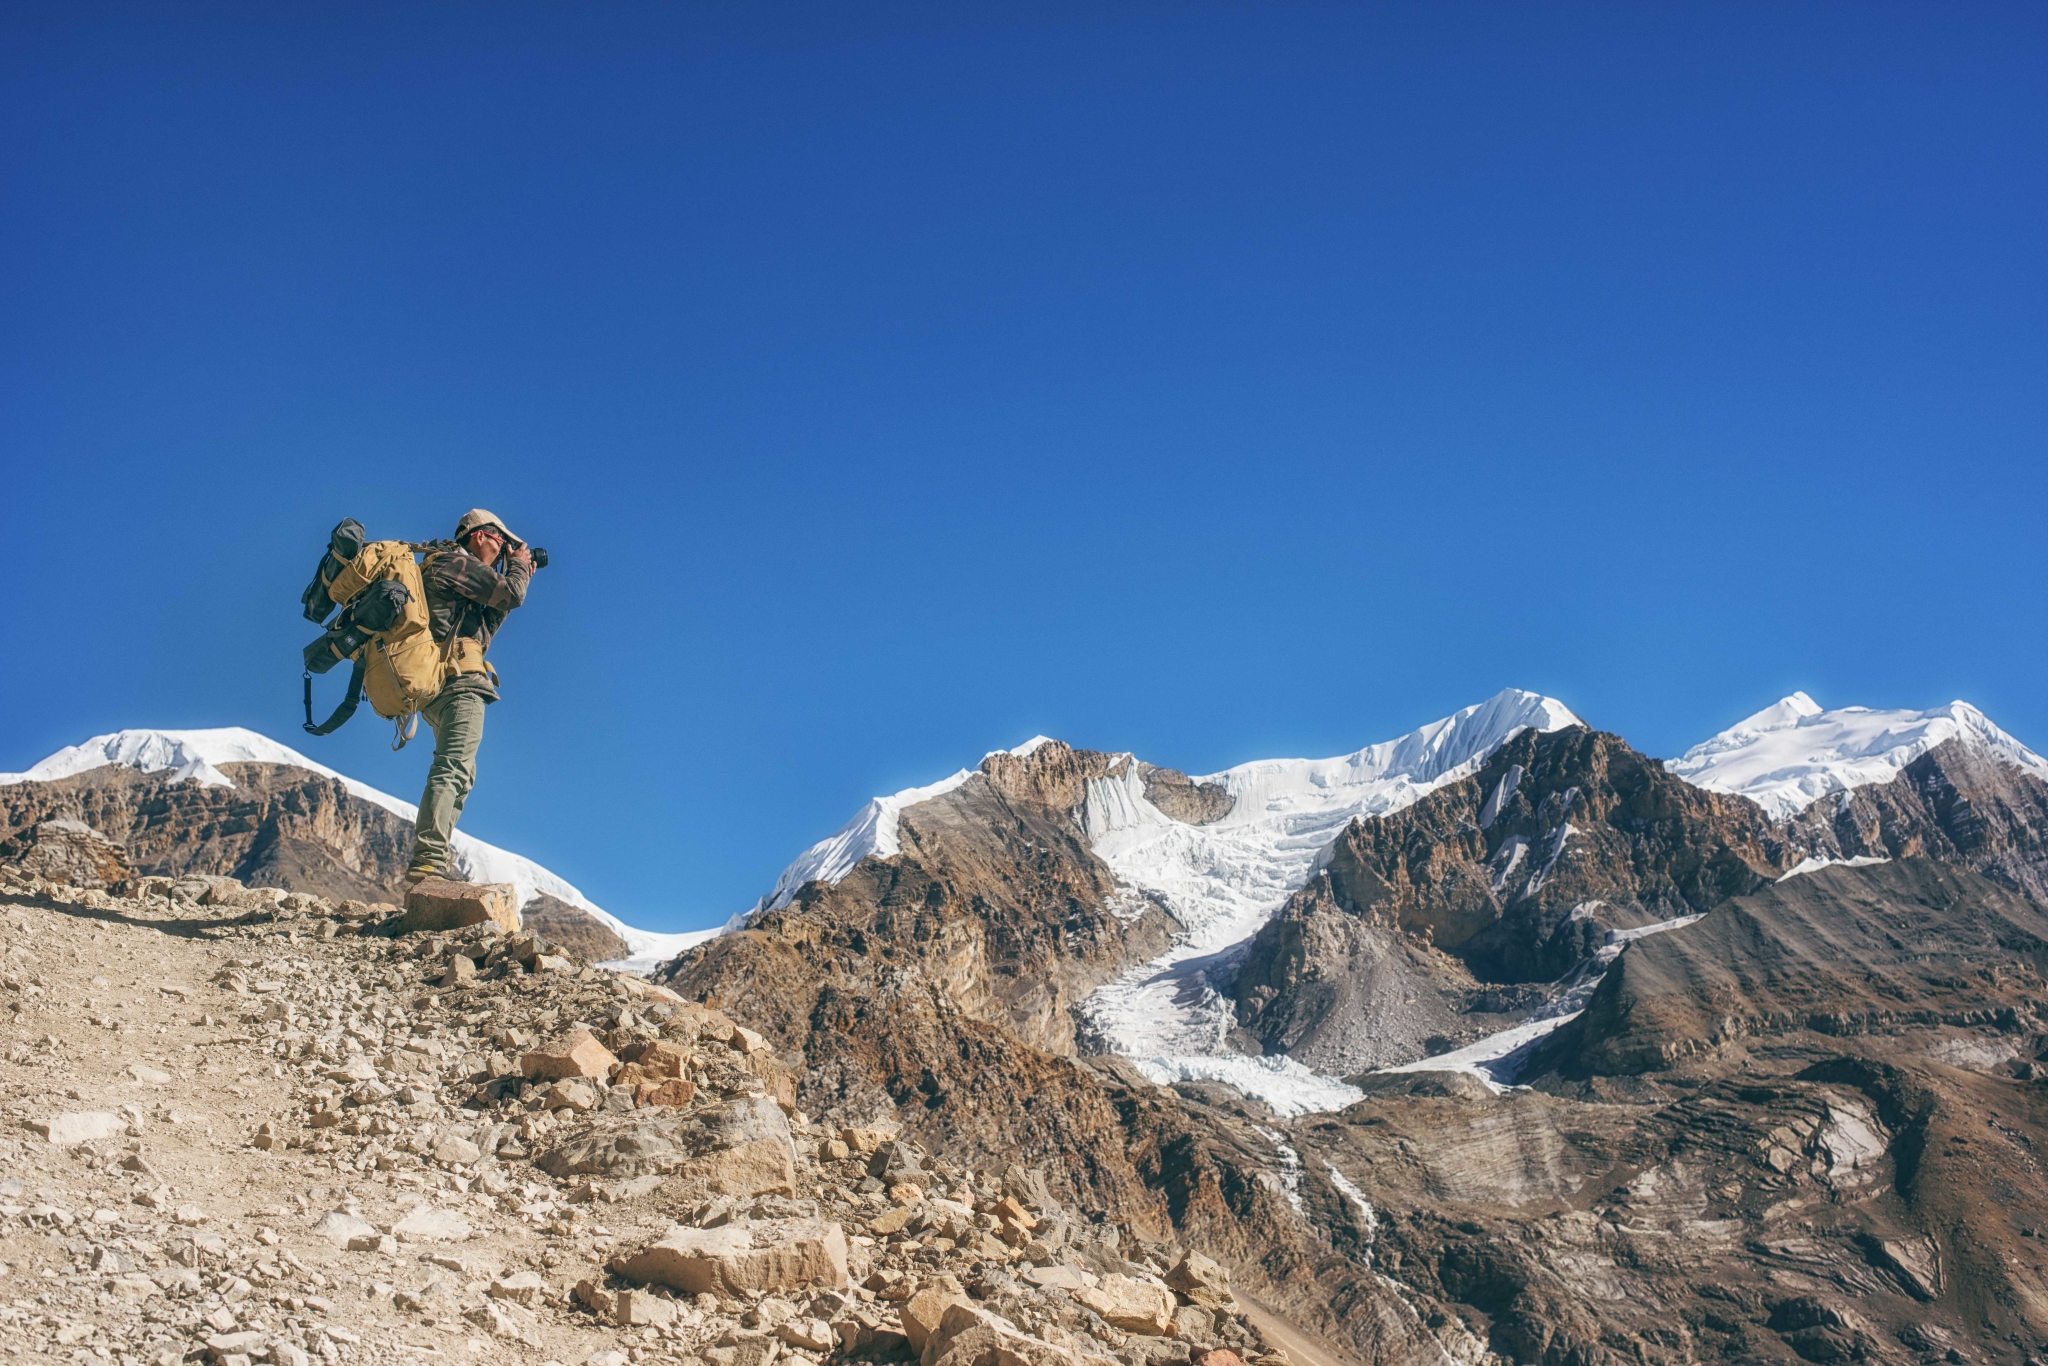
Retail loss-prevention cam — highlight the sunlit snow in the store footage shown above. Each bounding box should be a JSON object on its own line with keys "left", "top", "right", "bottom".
{"left": 1666, "top": 692, "right": 2048, "bottom": 819}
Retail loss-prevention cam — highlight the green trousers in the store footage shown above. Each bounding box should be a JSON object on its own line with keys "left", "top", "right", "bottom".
{"left": 409, "top": 688, "right": 487, "bottom": 878}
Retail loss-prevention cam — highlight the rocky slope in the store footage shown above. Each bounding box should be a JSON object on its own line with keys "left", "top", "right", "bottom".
{"left": 651, "top": 716, "right": 2048, "bottom": 1365}
{"left": 0, "top": 862, "right": 1293, "bottom": 1366}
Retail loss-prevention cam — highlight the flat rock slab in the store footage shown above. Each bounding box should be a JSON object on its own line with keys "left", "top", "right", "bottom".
{"left": 618, "top": 1216, "right": 848, "bottom": 1296}
{"left": 392, "top": 1206, "right": 473, "bottom": 1242}
{"left": 312, "top": 1211, "right": 379, "bottom": 1246}
{"left": 396, "top": 878, "right": 520, "bottom": 935}
{"left": 1024, "top": 1265, "right": 1098, "bottom": 1292}
{"left": 29, "top": 1112, "right": 125, "bottom": 1146}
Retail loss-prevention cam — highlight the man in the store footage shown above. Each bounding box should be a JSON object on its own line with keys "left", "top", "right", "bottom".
{"left": 406, "top": 508, "right": 536, "bottom": 884}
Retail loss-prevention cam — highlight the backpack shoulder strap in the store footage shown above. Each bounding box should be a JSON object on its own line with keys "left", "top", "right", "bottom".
{"left": 303, "top": 655, "right": 368, "bottom": 736}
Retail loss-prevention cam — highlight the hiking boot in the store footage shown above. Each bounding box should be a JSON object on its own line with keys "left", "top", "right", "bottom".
{"left": 404, "top": 865, "right": 441, "bottom": 886}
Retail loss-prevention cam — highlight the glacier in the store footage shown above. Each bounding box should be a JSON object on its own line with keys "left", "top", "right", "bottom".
{"left": 1076, "top": 689, "right": 1584, "bottom": 1073}
{"left": 0, "top": 728, "right": 712, "bottom": 973}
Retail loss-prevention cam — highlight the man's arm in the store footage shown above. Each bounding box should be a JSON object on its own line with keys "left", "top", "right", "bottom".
{"left": 424, "top": 550, "right": 530, "bottom": 612}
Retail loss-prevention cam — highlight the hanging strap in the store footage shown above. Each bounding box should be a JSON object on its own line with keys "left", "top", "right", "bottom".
{"left": 303, "top": 655, "right": 368, "bottom": 736}
{"left": 391, "top": 710, "right": 421, "bottom": 751}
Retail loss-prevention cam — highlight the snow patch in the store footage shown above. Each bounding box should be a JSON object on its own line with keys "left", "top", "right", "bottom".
{"left": 1325, "top": 1163, "right": 1379, "bottom": 1243}
{"left": 1777, "top": 854, "right": 1892, "bottom": 883}
{"left": 1134, "top": 1054, "right": 1364, "bottom": 1120}
{"left": 1668, "top": 693, "right": 2048, "bottom": 819}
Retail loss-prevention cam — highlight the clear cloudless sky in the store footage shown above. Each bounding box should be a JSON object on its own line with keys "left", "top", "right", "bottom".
{"left": 2, "top": 2, "right": 2044, "bottom": 931}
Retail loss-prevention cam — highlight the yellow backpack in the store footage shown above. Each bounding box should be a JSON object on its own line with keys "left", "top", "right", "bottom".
{"left": 298, "top": 523, "right": 475, "bottom": 747}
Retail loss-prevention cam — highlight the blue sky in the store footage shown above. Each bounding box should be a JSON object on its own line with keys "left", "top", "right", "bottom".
{"left": 3, "top": 2, "right": 2043, "bottom": 930}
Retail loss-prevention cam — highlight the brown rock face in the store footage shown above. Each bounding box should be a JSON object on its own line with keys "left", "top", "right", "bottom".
{"left": 1787, "top": 737, "right": 2048, "bottom": 901}
{"left": 0, "top": 762, "right": 412, "bottom": 901}
{"left": 1138, "top": 763, "right": 1233, "bottom": 826}
{"left": 0, "top": 818, "right": 131, "bottom": 888}
{"left": 668, "top": 739, "right": 1175, "bottom": 1057}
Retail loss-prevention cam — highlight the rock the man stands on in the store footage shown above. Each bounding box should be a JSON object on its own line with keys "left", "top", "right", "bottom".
{"left": 407, "top": 508, "right": 535, "bottom": 884}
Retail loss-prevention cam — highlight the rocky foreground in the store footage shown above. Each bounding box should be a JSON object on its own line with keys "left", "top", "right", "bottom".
{"left": 0, "top": 866, "right": 1287, "bottom": 1366}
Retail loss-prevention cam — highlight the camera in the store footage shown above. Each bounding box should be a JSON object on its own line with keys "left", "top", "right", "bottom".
{"left": 528, "top": 546, "right": 550, "bottom": 570}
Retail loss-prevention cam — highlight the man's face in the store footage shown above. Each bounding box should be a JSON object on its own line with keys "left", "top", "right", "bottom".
{"left": 466, "top": 527, "right": 505, "bottom": 563}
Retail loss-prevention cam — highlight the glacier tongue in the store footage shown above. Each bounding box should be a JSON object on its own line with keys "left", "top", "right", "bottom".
{"left": 0, "top": 727, "right": 703, "bottom": 973}
{"left": 1665, "top": 692, "right": 2048, "bottom": 818}
{"left": 1078, "top": 689, "right": 1584, "bottom": 1081}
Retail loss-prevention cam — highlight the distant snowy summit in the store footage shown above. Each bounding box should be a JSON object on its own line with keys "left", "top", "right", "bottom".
{"left": 1665, "top": 692, "right": 2048, "bottom": 819}
{"left": 0, "top": 727, "right": 712, "bottom": 973}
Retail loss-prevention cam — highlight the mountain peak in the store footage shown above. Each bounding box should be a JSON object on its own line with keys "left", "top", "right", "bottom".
{"left": 1666, "top": 694, "right": 2048, "bottom": 818}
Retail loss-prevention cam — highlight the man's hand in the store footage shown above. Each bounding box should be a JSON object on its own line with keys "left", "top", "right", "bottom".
{"left": 507, "top": 543, "right": 534, "bottom": 572}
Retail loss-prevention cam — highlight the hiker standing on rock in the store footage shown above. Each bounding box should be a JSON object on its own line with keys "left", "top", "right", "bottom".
{"left": 406, "top": 508, "right": 536, "bottom": 884}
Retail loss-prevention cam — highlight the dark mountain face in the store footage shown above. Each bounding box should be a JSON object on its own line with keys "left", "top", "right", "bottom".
{"left": 1233, "top": 730, "right": 2048, "bottom": 1080}
{"left": 1788, "top": 738, "right": 2048, "bottom": 903}
{"left": 1232, "top": 726, "right": 1799, "bottom": 1071}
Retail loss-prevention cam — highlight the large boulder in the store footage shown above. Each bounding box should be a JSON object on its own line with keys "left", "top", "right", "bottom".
{"left": 921, "top": 1302, "right": 1083, "bottom": 1366}
{"left": 616, "top": 1217, "right": 848, "bottom": 1296}
{"left": 1073, "top": 1275, "right": 1176, "bottom": 1336}
{"left": 396, "top": 878, "right": 520, "bottom": 935}
{"left": 1164, "top": 1250, "right": 1234, "bottom": 1309}
{"left": 27, "top": 1111, "right": 126, "bottom": 1146}
{"left": 521, "top": 1029, "right": 617, "bottom": 1082}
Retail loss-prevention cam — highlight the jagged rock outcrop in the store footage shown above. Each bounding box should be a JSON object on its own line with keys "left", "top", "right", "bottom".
{"left": 1137, "top": 764, "right": 1233, "bottom": 826}
{"left": 523, "top": 891, "right": 632, "bottom": 961}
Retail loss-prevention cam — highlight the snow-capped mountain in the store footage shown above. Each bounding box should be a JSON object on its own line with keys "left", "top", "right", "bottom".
{"left": 1665, "top": 692, "right": 2048, "bottom": 819}
{"left": 735, "top": 686, "right": 2048, "bottom": 1114}
{"left": 745, "top": 688, "right": 1585, "bottom": 1113}
{"left": 0, "top": 728, "right": 711, "bottom": 972}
